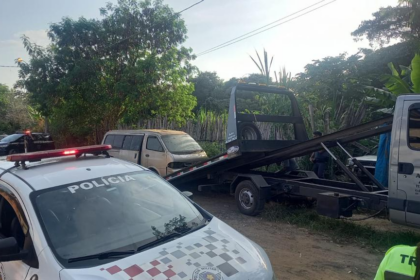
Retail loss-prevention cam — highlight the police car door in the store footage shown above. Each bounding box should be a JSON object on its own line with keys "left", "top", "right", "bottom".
{"left": 0, "top": 184, "right": 30, "bottom": 280}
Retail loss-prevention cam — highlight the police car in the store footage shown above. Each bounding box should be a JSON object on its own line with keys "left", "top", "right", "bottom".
{"left": 0, "top": 145, "right": 275, "bottom": 280}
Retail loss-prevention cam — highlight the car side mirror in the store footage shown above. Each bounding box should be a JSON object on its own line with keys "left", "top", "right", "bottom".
{"left": 0, "top": 237, "right": 28, "bottom": 262}
{"left": 182, "top": 191, "right": 194, "bottom": 201}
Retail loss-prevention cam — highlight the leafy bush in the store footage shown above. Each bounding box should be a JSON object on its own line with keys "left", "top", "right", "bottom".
{"left": 198, "top": 141, "right": 225, "bottom": 158}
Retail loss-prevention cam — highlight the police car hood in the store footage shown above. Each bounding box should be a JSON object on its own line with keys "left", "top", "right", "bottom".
{"left": 60, "top": 218, "right": 273, "bottom": 280}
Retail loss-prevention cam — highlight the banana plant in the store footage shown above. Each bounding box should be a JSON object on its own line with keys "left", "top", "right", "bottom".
{"left": 366, "top": 54, "right": 420, "bottom": 113}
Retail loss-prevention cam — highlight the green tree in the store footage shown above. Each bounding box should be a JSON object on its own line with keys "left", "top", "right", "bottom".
{"left": 190, "top": 72, "right": 228, "bottom": 112}
{"left": 0, "top": 84, "right": 9, "bottom": 133}
{"left": 352, "top": 0, "right": 420, "bottom": 46}
{"left": 357, "top": 41, "right": 420, "bottom": 88}
{"left": 0, "top": 84, "right": 37, "bottom": 133}
{"left": 294, "top": 53, "right": 369, "bottom": 132}
{"left": 17, "top": 0, "right": 197, "bottom": 145}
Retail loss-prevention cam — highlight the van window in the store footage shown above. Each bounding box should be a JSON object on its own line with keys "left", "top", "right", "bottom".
{"left": 161, "top": 134, "right": 203, "bottom": 154}
{"left": 130, "top": 135, "right": 143, "bottom": 151}
{"left": 146, "top": 137, "right": 164, "bottom": 152}
{"left": 122, "top": 135, "right": 133, "bottom": 150}
{"left": 104, "top": 135, "right": 115, "bottom": 145}
{"left": 113, "top": 135, "right": 125, "bottom": 149}
{"left": 409, "top": 107, "right": 420, "bottom": 150}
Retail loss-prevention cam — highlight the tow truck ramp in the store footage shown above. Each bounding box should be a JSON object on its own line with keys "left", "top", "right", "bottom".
{"left": 166, "top": 115, "right": 392, "bottom": 186}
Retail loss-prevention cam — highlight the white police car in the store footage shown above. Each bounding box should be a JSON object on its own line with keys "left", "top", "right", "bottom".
{"left": 0, "top": 145, "right": 275, "bottom": 280}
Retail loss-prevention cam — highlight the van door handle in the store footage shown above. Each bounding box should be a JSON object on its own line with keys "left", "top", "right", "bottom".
{"left": 398, "top": 162, "right": 414, "bottom": 175}
{"left": 145, "top": 154, "right": 149, "bottom": 157}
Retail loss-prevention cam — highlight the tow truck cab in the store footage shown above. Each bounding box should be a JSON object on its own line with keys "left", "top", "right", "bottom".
{"left": 389, "top": 95, "right": 420, "bottom": 227}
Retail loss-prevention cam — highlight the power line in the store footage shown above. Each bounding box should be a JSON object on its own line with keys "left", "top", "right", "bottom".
{"left": 0, "top": 65, "right": 19, "bottom": 68}
{"left": 197, "top": 0, "right": 337, "bottom": 57}
{"left": 176, "top": 0, "right": 204, "bottom": 14}
{"left": 197, "top": 0, "right": 328, "bottom": 56}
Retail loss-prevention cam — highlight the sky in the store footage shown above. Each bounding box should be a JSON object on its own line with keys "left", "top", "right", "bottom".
{"left": 0, "top": 0, "right": 398, "bottom": 88}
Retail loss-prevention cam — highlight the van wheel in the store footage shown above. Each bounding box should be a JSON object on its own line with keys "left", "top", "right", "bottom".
{"left": 238, "top": 122, "right": 262, "bottom": 140}
{"left": 235, "top": 180, "right": 261, "bottom": 216}
{"left": 149, "top": 168, "right": 160, "bottom": 176}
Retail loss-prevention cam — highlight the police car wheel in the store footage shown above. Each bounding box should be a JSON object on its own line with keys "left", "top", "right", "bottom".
{"left": 235, "top": 180, "right": 261, "bottom": 216}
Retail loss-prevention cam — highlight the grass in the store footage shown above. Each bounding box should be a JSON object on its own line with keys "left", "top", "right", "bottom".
{"left": 262, "top": 202, "right": 420, "bottom": 253}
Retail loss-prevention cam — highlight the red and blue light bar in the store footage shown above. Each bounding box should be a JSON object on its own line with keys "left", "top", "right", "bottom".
{"left": 7, "top": 145, "right": 112, "bottom": 162}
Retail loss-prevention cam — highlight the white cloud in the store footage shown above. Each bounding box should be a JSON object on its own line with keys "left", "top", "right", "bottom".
{"left": 0, "top": 29, "right": 49, "bottom": 50}
{"left": 15, "top": 29, "right": 49, "bottom": 47}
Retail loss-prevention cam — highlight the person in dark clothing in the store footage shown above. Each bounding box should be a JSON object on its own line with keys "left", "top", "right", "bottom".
{"left": 310, "top": 131, "right": 329, "bottom": 178}
{"left": 24, "top": 131, "right": 35, "bottom": 153}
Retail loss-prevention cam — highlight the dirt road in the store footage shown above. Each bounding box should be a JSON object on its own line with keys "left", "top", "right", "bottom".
{"left": 194, "top": 191, "right": 383, "bottom": 280}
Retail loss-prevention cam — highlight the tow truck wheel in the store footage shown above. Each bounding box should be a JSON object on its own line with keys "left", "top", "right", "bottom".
{"left": 235, "top": 180, "right": 261, "bottom": 216}
{"left": 238, "top": 122, "right": 262, "bottom": 140}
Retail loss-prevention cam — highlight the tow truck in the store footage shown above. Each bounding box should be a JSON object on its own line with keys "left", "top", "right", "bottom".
{"left": 164, "top": 83, "right": 420, "bottom": 228}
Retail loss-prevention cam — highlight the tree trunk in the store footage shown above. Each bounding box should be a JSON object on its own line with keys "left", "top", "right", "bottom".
{"left": 44, "top": 117, "right": 49, "bottom": 133}
{"left": 308, "top": 104, "right": 315, "bottom": 132}
{"left": 324, "top": 111, "right": 330, "bottom": 135}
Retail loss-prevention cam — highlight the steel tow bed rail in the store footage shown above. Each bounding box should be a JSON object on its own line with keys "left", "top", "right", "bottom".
{"left": 166, "top": 116, "right": 392, "bottom": 186}
{"left": 240, "top": 116, "right": 392, "bottom": 170}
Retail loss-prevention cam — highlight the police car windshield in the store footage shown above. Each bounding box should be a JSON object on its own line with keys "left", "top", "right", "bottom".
{"left": 32, "top": 171, "right": 205, "bottom": 267}
{"left": 161, "top": 134, "right": 203, "bottom": 154}
{"left": 0, "top": 134, "right": 22, "bottom": 143}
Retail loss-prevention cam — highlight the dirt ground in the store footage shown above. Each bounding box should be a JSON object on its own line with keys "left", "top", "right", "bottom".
{"left": 194, "top": 191, "right": 384, "bottom": 280}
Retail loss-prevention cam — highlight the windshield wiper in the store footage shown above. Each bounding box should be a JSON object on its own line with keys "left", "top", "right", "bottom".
{"left": 137, "top": 221, "right": 208, "bottom": 253}
{"left": 68, "top": 250, "right": 135, "bottom": 263}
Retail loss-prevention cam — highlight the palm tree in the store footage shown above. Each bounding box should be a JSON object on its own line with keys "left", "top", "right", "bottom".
{"left": 249, "top": 49, "right": 274, "bottom": 85}
{"left": 274, "top": 67, "right": 292, "bottom": 89}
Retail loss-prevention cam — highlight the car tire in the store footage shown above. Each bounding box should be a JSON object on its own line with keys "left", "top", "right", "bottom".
{"left": 149, "top": 168, "right": 160, "bottom": 176}
{"left": 235, "top": 180, "right": 262, "bottom": 216}
{"left": 238, "top": 122, "right": 262, "bottom": 140}
{"left": 8, "top": 149, "right": 17, "bottom": 155}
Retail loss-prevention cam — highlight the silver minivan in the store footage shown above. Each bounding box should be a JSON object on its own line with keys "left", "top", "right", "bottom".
{"left": 102, "top": 130, "right": 208, "bottom": 176}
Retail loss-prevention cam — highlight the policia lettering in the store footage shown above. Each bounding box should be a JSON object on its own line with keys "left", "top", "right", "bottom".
{"left": 68, "top": 175, "right": 136, "bottom": 194}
